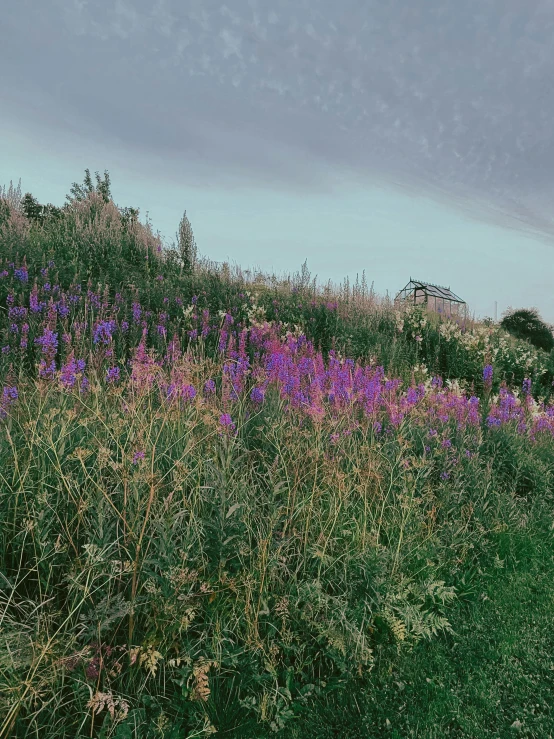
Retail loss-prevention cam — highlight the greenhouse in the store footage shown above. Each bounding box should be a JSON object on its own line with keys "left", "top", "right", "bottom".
{"left": 395, "top": 278, "right": 467, "bottom": 316}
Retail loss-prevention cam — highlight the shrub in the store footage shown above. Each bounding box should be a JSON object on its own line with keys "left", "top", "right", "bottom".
{"left": 500, "top": 307, "right": 554, "bottom": 352}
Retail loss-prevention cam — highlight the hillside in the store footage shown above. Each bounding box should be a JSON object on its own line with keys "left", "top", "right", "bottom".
{"left": 1, "top": 175, "right": 554, "bottom": 738}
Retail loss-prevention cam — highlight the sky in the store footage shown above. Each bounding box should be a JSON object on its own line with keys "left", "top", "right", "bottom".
{"left": 1, "top": 0, "right": 554, "bottom": 321}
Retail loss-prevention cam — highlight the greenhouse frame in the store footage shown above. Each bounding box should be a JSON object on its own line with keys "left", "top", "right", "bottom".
{"left": 395, "top": 278, "right": 467, "bottom": 316}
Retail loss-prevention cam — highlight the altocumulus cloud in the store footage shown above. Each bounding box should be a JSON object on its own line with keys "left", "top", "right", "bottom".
{"left": 2, "top": 0, "right": 554, "bottom": 235}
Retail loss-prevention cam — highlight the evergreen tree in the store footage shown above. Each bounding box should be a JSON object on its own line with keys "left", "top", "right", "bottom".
{"left": 21, "top": 193, "right": 63, "bottom": 224}
{"left": 176, "top": 210, "right": 197, "bottom": 274}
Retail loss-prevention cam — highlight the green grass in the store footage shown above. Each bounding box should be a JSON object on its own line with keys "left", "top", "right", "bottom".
{"left": 274, "top": 526, "right": 554, "bottom": 739}
{"left": 2, "top": 176, "right": 554, "bottom": 738}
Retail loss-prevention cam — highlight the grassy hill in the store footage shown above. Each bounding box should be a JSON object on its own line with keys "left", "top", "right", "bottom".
{"left": 1, "top": 175, "right": 553, "bottom": 738}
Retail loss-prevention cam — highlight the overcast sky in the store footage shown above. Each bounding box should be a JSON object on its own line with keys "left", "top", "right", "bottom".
{"left": 2, "top": 0, "right": 554, "bottom": 321}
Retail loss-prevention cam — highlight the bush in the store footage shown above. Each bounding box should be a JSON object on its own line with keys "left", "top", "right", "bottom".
{"left": 500, "top": 308, "right": 554, "bottom": 352}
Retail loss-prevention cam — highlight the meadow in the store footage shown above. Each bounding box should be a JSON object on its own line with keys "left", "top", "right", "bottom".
{"left": 1, "top": 176, "right": 553, "bottom": 737}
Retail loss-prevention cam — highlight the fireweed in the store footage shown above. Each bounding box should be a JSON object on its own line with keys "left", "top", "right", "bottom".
{"left": 1, "top": 192, "right": 554, "bottom": 736}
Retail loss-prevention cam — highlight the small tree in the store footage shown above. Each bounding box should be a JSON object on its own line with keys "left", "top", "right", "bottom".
{"left": 500, "top": 307, "right": 554, "bottom": 352}
{"left": 65, "top": 168, "right": 112, "bottom": 206}
{"left": 21, "top": 193, "right": 63, "bottom": 224}
{"left": 176, "top": 210, "right": 197, "bottom": 274}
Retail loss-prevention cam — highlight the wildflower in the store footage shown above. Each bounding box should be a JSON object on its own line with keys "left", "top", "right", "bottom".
{"left": 59, "top": 354, "right": 86, "bottom": 390}
{"left": 93, "top": 320, "right": 116, "bottom": 345}
{"left": 8, "top": 306, "right": 28, "bottom": 321}
{"left": 483, "top": 365, "right": 493, "bottom": 383}
{"left": 38, "top": 360, "right": 57, "bottom": 379}
{"left": 57, "top": 302, "right": 70, "bottom": 319}
{"left": 440, "top": 471, "right": 450, "bottom": 480}
{"left": 181, "top": 384, "right": 197, "bottom": 401}
{"left": 30, "top": 285, "right": 44, "bottom": 313}
{"left": 219, "top": 413, "right": 236, "bottom": 433}
{"left": 132, "top": 450, "right": 145, "bottom": 465}
{"left": 522, "top": 377, "right": 531, "bottom": 395}
{"left": 0, "top": 385, "right": 18, "bottom": 419}
{"left": 250, "top": 386, "right": 265, "bottom": 404}
{"left": 35, "top": 329, "right": 58, "bottom": 379}
{"left": 14, "top": 266, "right": 28, "bottom": 282}
{"left": 85, "top": 659, "right": 100, "bottom": 680}
{"left": 106, "top": 366, "right": 120, "bottom": 383}
{"left": 441, "top": 439, "right": 452, "bottom": 448}
{"left": 204, "top": 379, "right": 216, "bottom": 395}
{"left": 372, "top": 421, "right": 382, "bottom": 433}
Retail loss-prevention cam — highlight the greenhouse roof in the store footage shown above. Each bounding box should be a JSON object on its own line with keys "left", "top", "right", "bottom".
{"left": 398, "top": 278, "right": 466, "bottom": 304}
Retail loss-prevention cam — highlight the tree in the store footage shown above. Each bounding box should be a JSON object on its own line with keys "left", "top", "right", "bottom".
{"left": 21, "top": 193, "right": 63, "bottom": 224}
{"left": 176, "top": 210, "right": 197, "bottom": 274}
{"left": 500, "top": 308, "right": 554, "bottom": 352}
{"left": 65, "top": 168, "right": 112, "bottom": 206}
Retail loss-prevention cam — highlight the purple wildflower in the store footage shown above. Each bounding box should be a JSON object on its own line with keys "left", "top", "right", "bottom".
{"left": 1, "top": 386, "right": 18, "bottom": 419}
{"left": 59, "top": 354, "right": 86, "bottom": 390}
{"left": 522, "top": 378, "right": 531, "bottom": 395}
{"left": 93, "top": 320, "right": 116, "bottom": 345}
{"left": 132, "top": 450, "right": 145, "bottom": 465}
{"left": 106, "top": 366, "right": 120, "bottom": 384}
{"left": 14, "top": 266, "right": 28, "bottom": 282}
{"left": 219, "top": 413, "right": 236, "bottom": 433}
{"left": 250, "top": 386, "right": 265, "bottom": 404}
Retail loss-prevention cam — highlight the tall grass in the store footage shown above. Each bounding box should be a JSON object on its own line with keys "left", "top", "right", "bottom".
{"left": 1, "top": 184, "right": 554, "bottom": 736}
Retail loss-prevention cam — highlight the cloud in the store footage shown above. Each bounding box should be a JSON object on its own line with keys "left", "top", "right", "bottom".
{"left": 2, "top": 0, "right": 554, "bottom": 237}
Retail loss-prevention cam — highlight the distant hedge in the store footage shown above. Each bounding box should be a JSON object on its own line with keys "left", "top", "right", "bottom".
{"left": 500, "top": 308, "right": 554, "bottom": 352}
